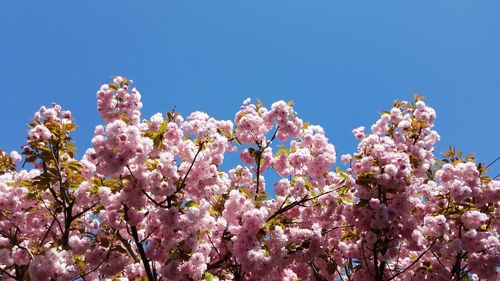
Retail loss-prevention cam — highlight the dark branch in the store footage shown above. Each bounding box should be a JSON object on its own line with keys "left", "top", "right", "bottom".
{"left": 387, "top": 239, "right": 437, "bottom": 281}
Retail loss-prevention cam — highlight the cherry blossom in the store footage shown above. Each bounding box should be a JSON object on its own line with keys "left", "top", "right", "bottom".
{"left": 0, "top": 78, "right": 497, "bottom": 281}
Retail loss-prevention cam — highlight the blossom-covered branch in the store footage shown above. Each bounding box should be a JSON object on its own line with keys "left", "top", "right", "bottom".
{"left": 0, "top": 78, "right": 497, "bottom": 281}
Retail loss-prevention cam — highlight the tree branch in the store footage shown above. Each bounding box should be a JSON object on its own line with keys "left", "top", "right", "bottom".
{"left": 387, "top": 239, "right": 437, "bottom": 281}
{"left": 124, "top": 204, "right": 155, "bottom": 281}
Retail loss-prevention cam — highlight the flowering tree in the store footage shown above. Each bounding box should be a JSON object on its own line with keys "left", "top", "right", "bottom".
{"left": 0, "top": 77, "right": 498, "bottom": 281}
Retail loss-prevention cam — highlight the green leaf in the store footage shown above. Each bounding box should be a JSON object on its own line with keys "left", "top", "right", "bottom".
{"left": 65, "top": 123, "right": 77, "bottom": 132}
{"left": 39, "top": 146, "right": 52, "bottom": 152}
{"left": 338, "top": 185, "right": 349, "bottom": 195}
{"left": 337, "top": 196, "right": 354, "bottom": 204}
{"left": 256, "top": 98, "right": 263, "bottom": 109}
{"left": 414, "top": 94, "right": 425, "bottom": 102}
{"left": 275, "top": 149, "right": 289, "bottom": 156}
{"left": 26, "top": 155, "right": 38, "bottom": 163}
{"left": 256, "top": 194, "right": 269, "bottom": 201}
{"left": 185, "top": 200, "right": 200, "bottom": 208}
{"left": 263, "top": 219, "right": 273, "bottom": 230}
{"left": 66, "top": 143, "right": 76, "bottom": 158}
{"left": 159, "top": 120, "right": 168, "bottom": 133}
{"left": 204, "top": 272, "right": 214, "bottom": 281}
{"left": 239, "top": 188, "right": 251, "bottom": 196}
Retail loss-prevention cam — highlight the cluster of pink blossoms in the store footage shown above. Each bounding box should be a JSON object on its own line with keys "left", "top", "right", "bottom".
{"left": 0, "top": 78, "right": 498, "bottom": 281}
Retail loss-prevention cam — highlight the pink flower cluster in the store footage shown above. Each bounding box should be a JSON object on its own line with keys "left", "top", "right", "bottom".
{"left": 87, "top": 119, "right": 153, "bottom": 177}
{"left": 0, "top": 81, "right": 498, "bottom": 281}
{"left": 97, "top": 76, "right": 142, "bottom": 124}
{"left": 234, "top": 99, "right": 302, "bottom": 145}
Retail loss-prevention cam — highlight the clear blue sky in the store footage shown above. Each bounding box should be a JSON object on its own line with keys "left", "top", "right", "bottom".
{"left": 1, "top": 1, "right": 499, "bottom": 177}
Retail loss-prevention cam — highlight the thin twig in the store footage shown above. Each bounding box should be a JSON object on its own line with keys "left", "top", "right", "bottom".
{"left": 486, "top": 155, "right": 500, "bottom": 168}
{"left": 361, "top": 239, "right": 376, "bottom": 279}
{"left": 72, "top": 202, "right": 98, "bottom": 220}
{"left": 387, "top": 239, "right": 437, "bottom": 280}
{"left": 272, "top": 166, "right": 285, "bottom": 179}
{"left": 0, "top": 267, "right": 16, "bottom": 279}
{"left": 309, "top": 261, "right": 327, "bottom": 281}
{"left": 177, "top": 143, "right": 204, "bottom": 193}
{"left": 140, "top": 226, "right": 160, "bottom": 243}
{"left": 161, "top": 142, "right": 204, "bottom": 207}
{"left": 78, "top": 229, "right": 118, "bottom": 279}
{"left": 254, "top": 128, "right": 278, "bottom": 198}
{"left": 265, "top": 189, "right": 337, "bottom": 223}
{"left": 142, "top": 189, "right": 168, "bottom": 208}
{"left": 431, "top": 251, "right": 447, "bottom": 271}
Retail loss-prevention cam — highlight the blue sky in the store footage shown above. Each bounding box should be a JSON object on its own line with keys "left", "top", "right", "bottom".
{"left": 1, "top": 1, "right": 499, "bottom": 177}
